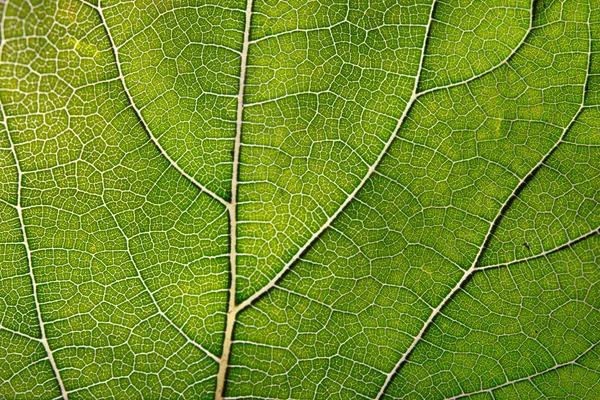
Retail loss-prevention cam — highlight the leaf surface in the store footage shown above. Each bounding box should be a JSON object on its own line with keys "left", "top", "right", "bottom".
{"left": 0, "top": 0, "right": 599, "bottom": 398}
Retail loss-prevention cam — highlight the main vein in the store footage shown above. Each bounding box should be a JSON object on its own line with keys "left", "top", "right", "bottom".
{"left": 215, "top": 0, "right": 254, "bottom": 397}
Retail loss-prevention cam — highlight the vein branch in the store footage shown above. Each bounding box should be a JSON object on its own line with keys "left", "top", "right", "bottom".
{"left": 416, "top": 0, "right": 535, "bottom": 98}
{"left": 0, "top": 325, "right": 43, "bottom": 343}
{"left": 1, "top": 7, "right": 67, "bottom": 394}
{"left": 375, "top": 107, "right": 587, "bottom": 400}
{"left": 477, "top": 227, "right": 600, "bottom": 271}
{"left": 450, "top": 339, "right": 600, "bottom": 399}
{"left": 92, "top": 1, "right": 230, "bottom": 209}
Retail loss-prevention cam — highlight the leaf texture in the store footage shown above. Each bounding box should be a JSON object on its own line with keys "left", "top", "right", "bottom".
{"left": 0, "top": 0, "right": 599, "bottom": 398}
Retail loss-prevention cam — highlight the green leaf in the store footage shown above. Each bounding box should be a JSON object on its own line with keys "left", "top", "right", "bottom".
{"left": 1, "top": 0, "right": 599, "bottom": 398}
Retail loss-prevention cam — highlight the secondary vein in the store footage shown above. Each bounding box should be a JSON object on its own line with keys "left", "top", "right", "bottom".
{"left": 0, "top": 103, "right": 69, "bottom": 399}
{"left": 416, "top": 0, "right": 535, "bottom": 98}
{"left": 94, "top": 3, "right": 221, "bottom": 364}
{"left": 0, "top": 5, "right": 68, "bottom": 394}
{"left": 235, "top": 0, "right": 438, "bottom": 316}
{"left": 477, "top": 227, "right": 600, "bottom": 271}
{"left": 450, "top": 339, "right": 600, "bottom": 399}
{"left": 375, "top": 10, "right": 594, "bottom": 395}
{"left": 88, "top": 0, "right": 230, "bottom": 209}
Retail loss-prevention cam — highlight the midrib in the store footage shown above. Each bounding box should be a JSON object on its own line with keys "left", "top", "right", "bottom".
{"left": 215, "top": 0, "right": 254, "bottom": 397}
